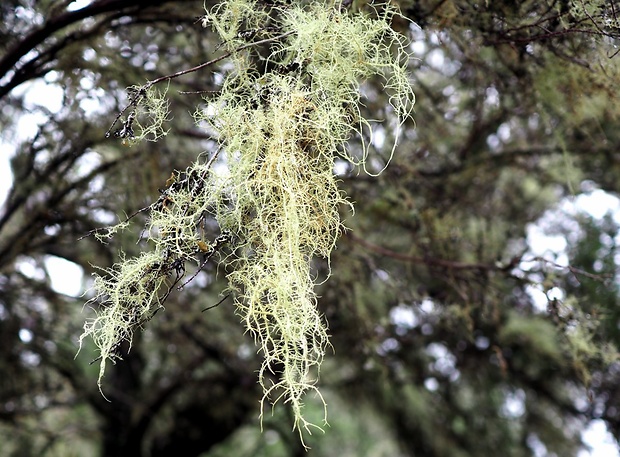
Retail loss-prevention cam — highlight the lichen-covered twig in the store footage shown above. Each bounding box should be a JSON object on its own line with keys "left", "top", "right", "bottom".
{"left": 80, "top": 0, "right": 414, "bottom": 444}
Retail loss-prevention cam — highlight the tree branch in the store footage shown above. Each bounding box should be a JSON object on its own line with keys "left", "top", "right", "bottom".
{"left": 105, "top": 30, "right": 295, "bottom": 137}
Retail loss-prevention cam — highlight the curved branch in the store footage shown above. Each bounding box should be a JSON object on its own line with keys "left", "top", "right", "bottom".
{"left": 0, "top": 0, "right": 169, "bottom": 79}
{"left": 0, "top": 0, "right": 180, "bottom": 99}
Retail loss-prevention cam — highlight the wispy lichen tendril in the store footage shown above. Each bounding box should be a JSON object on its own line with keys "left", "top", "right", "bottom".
{"left": 80, "top": 0, "right": 414, "bottom": 443}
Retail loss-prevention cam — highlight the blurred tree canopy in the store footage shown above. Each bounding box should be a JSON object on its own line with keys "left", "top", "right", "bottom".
{"left": 2, "top": 0, "right": 620, "bottom": 456}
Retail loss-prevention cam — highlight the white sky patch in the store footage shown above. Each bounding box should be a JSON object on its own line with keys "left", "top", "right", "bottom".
{"left": 16, "top": 111, "right": 48, "bottom": 139}
{"left": 16, "top": 257, "right": 46, "bottom": 282}
{"left": 424, "top": 377, "right": 439, "bottom": 391}
{"left": 528, "top": 433, "right": 548, "bottom": 457}
{"left": 501, "top": 388, "right": 526, "bottom": 418}
{"left": 525, "top": 186, "right": 620, "bottom": 273}
{"left": 370, "top": 126, "right": 385, "bottom": 149}
{"left": 524, "top": 284, "right": 548, "bottom": 311}
{"left": 0, "top": 143, "right": 14, "bottom": 207}
{"left": 420, "top": 298, "right": 435, "bottom": 313}
{"left": 17, "top": 79, "right": 64, "bottom": 113}
{"left": 497, "top": 123, "right": 511, "bottom": 142}
{"left": 19, "top": 328, "right": 33, "bottom": 343}
{"left": 45, "top": 256, "right": 84, "bottom": 297}
{"left": 333, "top": 159, "right": 349, "bottom": 176}
{"left": 485, "top": 86, "right": 500, "bottom": 108}
{"left": 572, "top": 189, "right": 620, "bottom": 220}
{"left": 526, "top": 224, "right": 568, "bottom": 261}
{"left": 546, "top": 286, "right": 565, "bottom": 302}
{"left": 426, "top": 342, "right": 459, "bottom": 380}
{"left": 579, "top": 420, "right": 620, "bottom": 457}
{"left": 67, "top": 0, "right": 93, "bottom": 12}
{"left": 1, "top": 79, "right": 65, "bottom": 205}
{"left": 390, "top": 304, "right": 418, "bottom": 329}
{"left": 427, "top": 48, "right": 445, "bottom": 68}
{"left": 410, "top": 40, "right": 426, "bottom": 55}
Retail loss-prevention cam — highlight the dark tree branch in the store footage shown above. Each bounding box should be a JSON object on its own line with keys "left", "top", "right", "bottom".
{"left": 0, "top": 0, "right": 190, "bottom": 99}
{"left": 0, "top": 0, "right": 172, "bottom": 82}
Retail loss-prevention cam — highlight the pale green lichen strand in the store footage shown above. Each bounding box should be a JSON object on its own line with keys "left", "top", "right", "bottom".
{"left": 80, "top": 0, "right": 414, "bottom": 442}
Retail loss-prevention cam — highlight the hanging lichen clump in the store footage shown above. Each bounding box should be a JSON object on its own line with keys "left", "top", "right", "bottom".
{"left": 79, "top": 0, "right": 414, "bottom": 441}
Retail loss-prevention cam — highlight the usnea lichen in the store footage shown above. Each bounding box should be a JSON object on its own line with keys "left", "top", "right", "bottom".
{"left": 79, "top": 0, "right": 414, "bottom": 442}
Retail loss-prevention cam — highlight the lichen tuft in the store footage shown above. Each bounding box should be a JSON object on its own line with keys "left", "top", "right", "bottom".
{"left": 80, "top": 0, "right": 414, "bottom": 443}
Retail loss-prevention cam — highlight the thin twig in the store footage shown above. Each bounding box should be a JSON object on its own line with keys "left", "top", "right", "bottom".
{"left": 527, "top": 256, "right": 614, "bottom": 283}
{"left": 105, "top": 30, "right": 294, "bottom": 138}
{"left": 347, "top": 231, "right": 492, "bottom": 270}
{"left": 150, "top": 30, "right": 294, "bottom": 86}
{"left": 202, "top": 294, "right": 231, "bottom": 312}
{"left": 348, "top": 232, "right": 613, "bottom": 283}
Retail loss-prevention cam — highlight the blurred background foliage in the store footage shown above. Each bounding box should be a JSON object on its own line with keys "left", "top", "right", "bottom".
{"left": 2, "top": 0, "right": 620, "bottom": 455}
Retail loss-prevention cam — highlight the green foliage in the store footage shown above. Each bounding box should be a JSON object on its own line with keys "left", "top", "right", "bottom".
{"left": 499, "top": 312, "right": 563, "bottom": 363}
{"left": 6, "top": 0, "right": 620, "bottom": 455}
